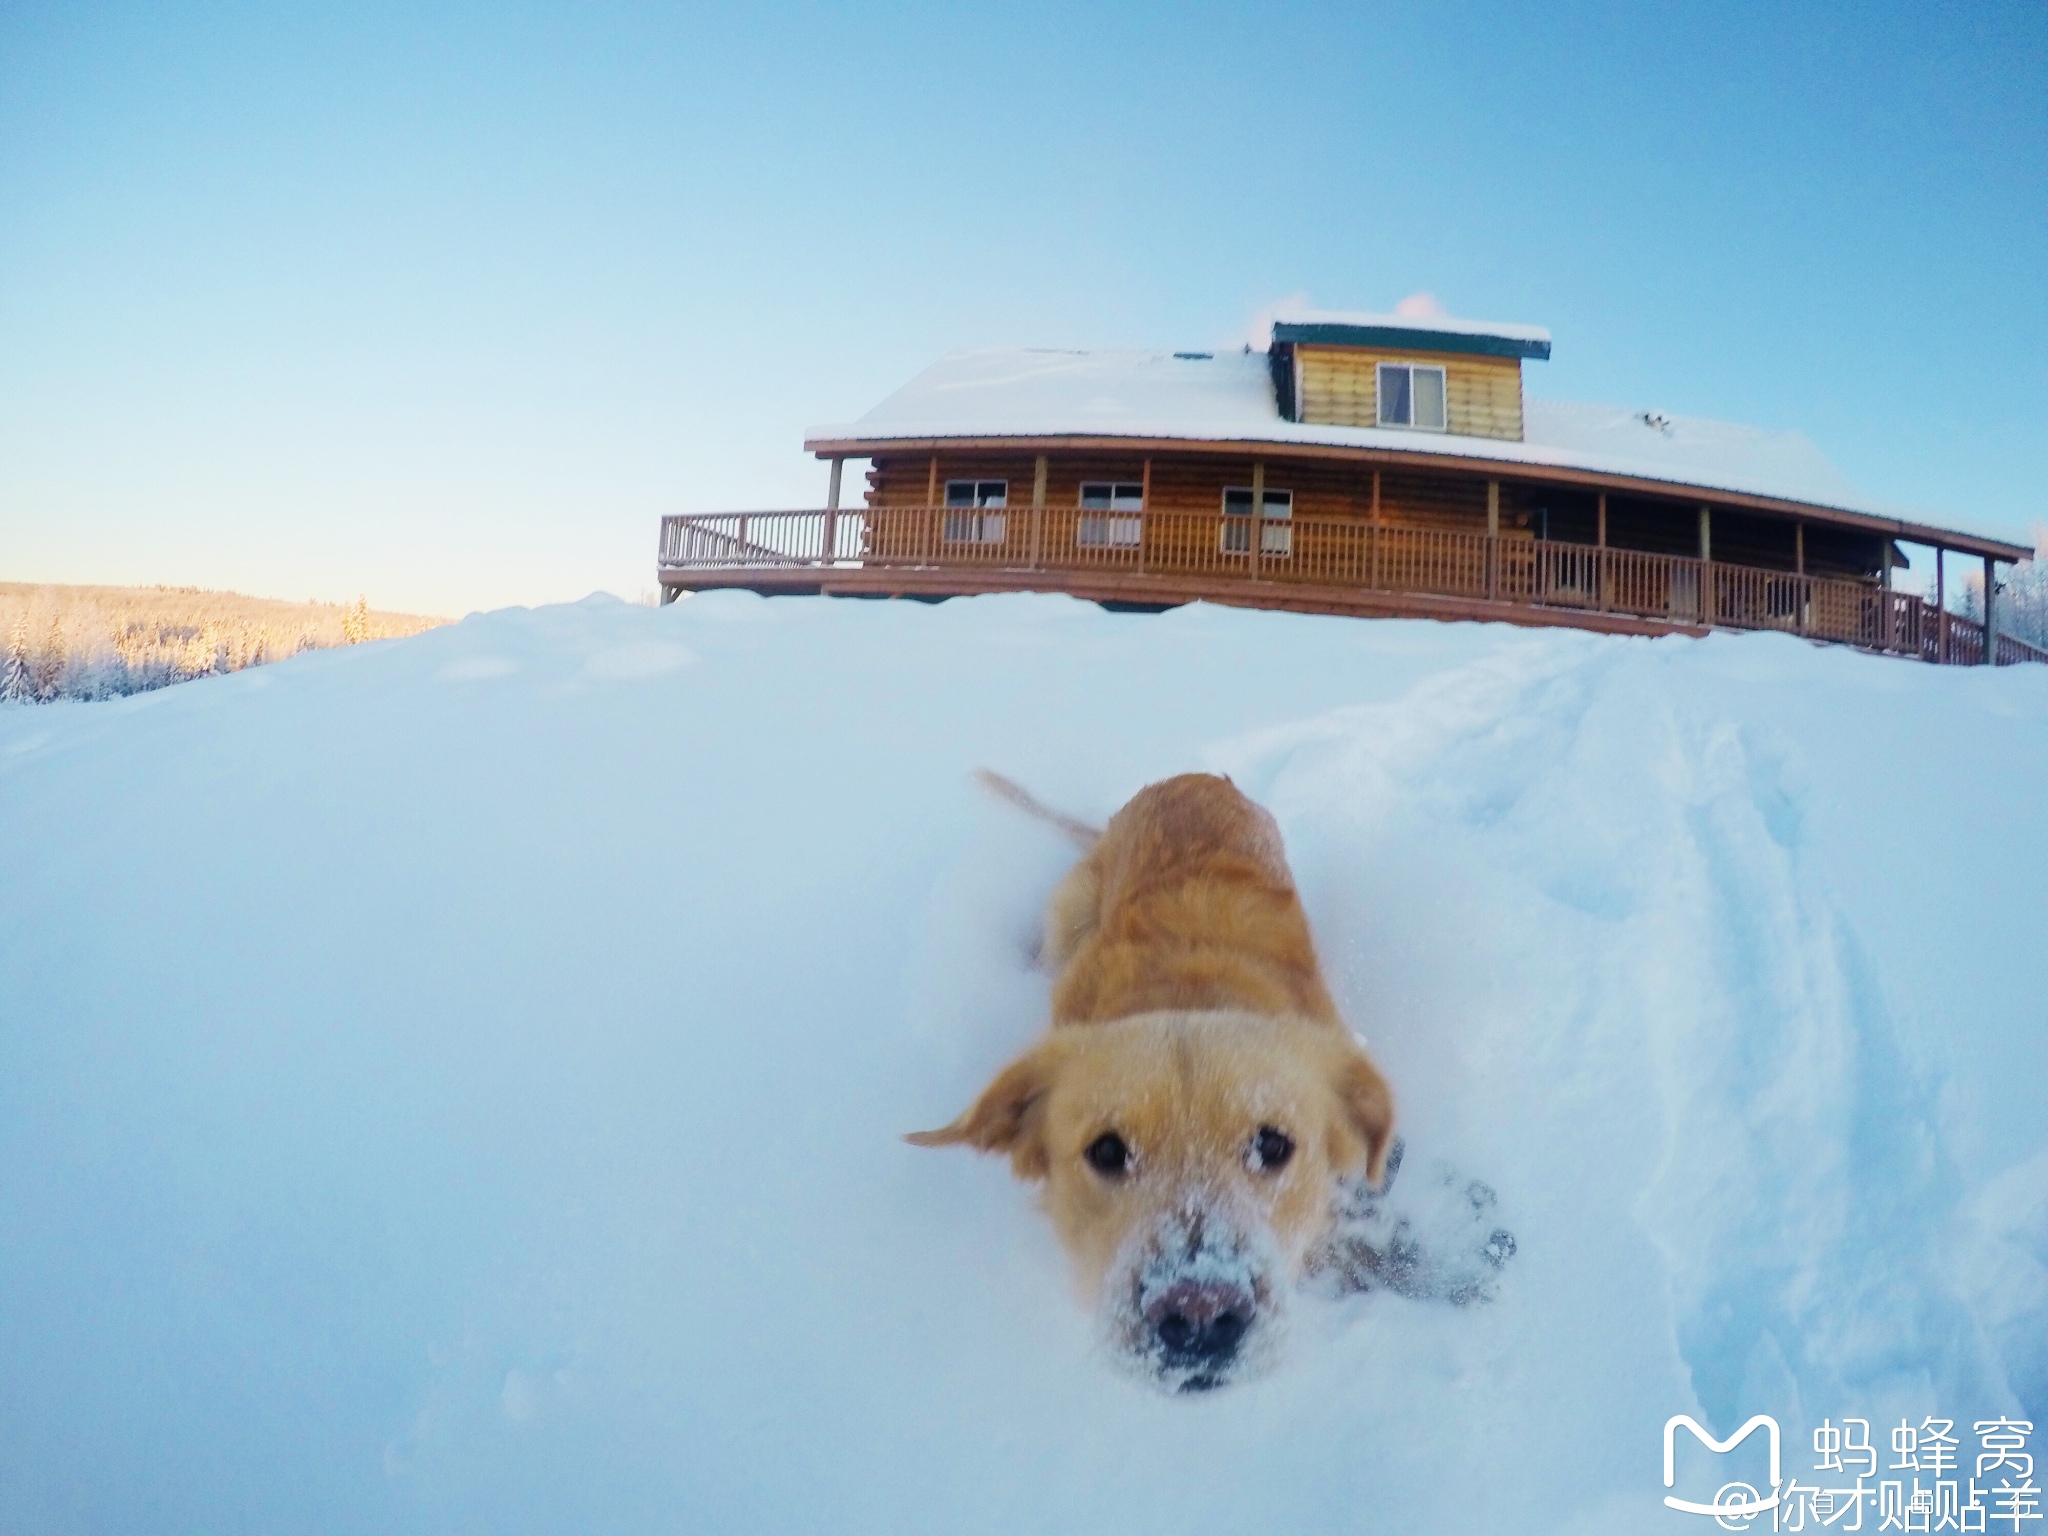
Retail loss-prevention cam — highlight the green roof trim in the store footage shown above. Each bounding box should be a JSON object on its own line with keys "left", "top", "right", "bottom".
{"left": 1272, "top": 321, "right": 1552, "bottom": 361}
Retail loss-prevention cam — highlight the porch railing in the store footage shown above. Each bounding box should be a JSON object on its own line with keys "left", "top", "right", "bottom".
{"left": 657, "top": 507, "right": 2045, "bottom": 666}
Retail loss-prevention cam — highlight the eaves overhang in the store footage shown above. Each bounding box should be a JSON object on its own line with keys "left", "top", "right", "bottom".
{"left": 1272, "top": 321, "right": 1552, "bottom": 362}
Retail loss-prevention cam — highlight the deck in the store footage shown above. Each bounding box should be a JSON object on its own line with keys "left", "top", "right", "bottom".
{"left": 657, "top": 507, "right": 2045, "bottom": 666}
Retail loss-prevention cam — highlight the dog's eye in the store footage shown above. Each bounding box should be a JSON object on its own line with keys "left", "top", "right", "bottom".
{"left": 1249, "top": 1126, "right": 1295, "bottom": 1172}
{"left": 1084, "top": 1132, "right": 1131, "bottom": 1177}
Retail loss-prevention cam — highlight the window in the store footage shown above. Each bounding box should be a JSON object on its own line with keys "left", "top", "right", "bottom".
{"left": 1376, "top": 363, "right": 1447, "bottom": 431}
{"left": 944, "top": 479, "right": 1007, "bottom": 544}
{"left": 1221, "top": 486, "right": 1293, "bottom": 555}
{"left": 1077, "top": 482, "right": 1144, "bottom": 548}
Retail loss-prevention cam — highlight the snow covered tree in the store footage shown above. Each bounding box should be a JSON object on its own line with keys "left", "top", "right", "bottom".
{"left": 0, "top": 584, "right": 438, "bottom": 703}
{"left": 1, "top": 614, "right": 30, "bottom": 703}
{"left": 33, "top": 613, "right": 65, "bottom": 702}
{"left": 1959, "top": 527, "right": 2048, "bottom": 650}
{"left": 2005, "top": 527, "right": 2048, "bottom": 648}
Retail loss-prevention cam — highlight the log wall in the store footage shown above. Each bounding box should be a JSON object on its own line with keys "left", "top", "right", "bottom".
{"left": 862, "top": 451, "right": 1884, "bottom": 578}
{"left": 866, "top": 454, "right": 1531, "bottom": 534}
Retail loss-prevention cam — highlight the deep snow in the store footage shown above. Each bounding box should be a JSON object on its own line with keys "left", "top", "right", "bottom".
{"left": 1, "top": 592, "right": 2043, "bottom": 1534}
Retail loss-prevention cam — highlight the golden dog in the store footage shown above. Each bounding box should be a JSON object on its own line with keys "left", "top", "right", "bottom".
{"left": 909, "top": 772, "right": 1395, "bottom": 1391}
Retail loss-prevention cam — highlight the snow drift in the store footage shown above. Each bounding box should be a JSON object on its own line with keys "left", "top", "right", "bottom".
{"left": 1, "top": 592, "right": 2043, "bottom": 1534}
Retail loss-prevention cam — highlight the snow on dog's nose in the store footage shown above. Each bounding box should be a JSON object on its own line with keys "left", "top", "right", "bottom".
{"left": 1145, "top": 1280, "right": 1252, "bottom": 1374}
{"left": 1106, "top": 1201, "right": 1282, "bottom": 1393}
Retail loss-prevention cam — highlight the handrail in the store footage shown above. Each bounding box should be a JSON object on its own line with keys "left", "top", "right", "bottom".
{"left": 656, "top": 508, "right": 2043, "bottom": 665}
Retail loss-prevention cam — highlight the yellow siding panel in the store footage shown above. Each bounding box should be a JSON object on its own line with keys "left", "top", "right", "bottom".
{"left": 1297, "top": 346, "right": 1524, "bottom": 441}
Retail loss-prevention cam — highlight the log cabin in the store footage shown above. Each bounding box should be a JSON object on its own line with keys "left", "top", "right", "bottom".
{"left": 656, "top": 310, "right": 2041, "bottom": 665}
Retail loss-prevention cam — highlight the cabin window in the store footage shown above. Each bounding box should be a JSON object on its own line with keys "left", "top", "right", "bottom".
{"left": 1221, "top": 487, "right": 1293, "bottom": 555}
{"left": 1077, "top": 482, "right": 1144, "bottom": 548}
{"left": 1376, "top": 363, "right": 1447, "bottom": 432}
{"left": 943, "top": 479, "right": 1008, "bottom": 544}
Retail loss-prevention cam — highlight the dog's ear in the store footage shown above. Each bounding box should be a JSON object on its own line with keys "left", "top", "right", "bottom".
{"left": 1324, "top": 1044, "right": 1396, "bottom": 1189}
{"left": 904, "top": 1040, "right": 1063, "bottom": 1180}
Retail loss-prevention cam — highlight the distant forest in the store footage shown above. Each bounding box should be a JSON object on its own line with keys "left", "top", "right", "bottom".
{"left": 1, "top": 583, "right": 444, "bottom": 704}
{"left": 1958, "top": 529, "right": 2048, "bottom": 651}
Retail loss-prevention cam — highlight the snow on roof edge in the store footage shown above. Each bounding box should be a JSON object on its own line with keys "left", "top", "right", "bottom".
{"left": 800, "top": 348, "right": 2027, "bottom": 553}
{"left": 1270, "top": 306, "right": 1552, "bottom": 344}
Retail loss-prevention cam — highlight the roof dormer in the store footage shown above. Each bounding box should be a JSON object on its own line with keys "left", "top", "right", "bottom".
{"left": 1269, "top": 313, "right": 1551, "bottom": 441}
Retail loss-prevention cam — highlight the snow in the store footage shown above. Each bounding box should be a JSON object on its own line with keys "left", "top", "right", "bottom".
{"left": 811, "top": 347, "right": 2000, "bottom": 540}
{"left": 1271, "top": 302, "right": 1554, "bottom": 345}
{"left": 1, "top": 591, "right": 2044, "bottom": 1534}
{"left": 1522, "top": 398, "right": 1862, "bottom": 510}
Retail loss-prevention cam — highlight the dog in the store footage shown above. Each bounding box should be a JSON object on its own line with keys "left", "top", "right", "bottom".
{"left": 908, "top": 771, "right": 1395, "bottom": 1392}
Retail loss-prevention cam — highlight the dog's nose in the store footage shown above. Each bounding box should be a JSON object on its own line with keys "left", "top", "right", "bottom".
{"left": 1146, "top": 1281, "right": 1253, "bottom": 1364}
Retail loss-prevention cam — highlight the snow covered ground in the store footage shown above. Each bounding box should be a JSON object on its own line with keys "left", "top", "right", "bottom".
{"left": 1, "top": 592, "right": 2043, "bottom": 1534}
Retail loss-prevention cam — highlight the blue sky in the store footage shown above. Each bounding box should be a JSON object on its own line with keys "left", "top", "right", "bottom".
{"left": 2, "top": 0, "right": 2042, "bottom": 614}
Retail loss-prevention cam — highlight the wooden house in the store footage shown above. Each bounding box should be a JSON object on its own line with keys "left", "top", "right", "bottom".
{"left": 656, "top": 311, "right": 2040, "bottom": 665}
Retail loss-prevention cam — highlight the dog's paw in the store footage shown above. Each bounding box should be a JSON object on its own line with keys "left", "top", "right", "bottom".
{"left": 1307, "top": 1140, "right": 1517, "bottom": 1306}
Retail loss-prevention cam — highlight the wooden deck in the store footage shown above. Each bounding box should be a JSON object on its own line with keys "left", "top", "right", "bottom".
{"left": 657, "top": 508, "right": 2046, "bottom": 666}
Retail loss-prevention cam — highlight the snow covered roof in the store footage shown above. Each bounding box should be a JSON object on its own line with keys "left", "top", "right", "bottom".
{"left": 806, "top": 347, "right": 2022, "bottom": 552}
{"left": 1272, "top": 304, "right": 1552, "bottom": 345}
{"left": 1271, "top": 306, "right": 1551, "bottom": 360}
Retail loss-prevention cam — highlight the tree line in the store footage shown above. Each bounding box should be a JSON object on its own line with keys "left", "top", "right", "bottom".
{"left": 1, "top": 584, "right": 442, "bottom": 704}
{"left": 1958, "top": 527, "right": 2048, "bottom": 652}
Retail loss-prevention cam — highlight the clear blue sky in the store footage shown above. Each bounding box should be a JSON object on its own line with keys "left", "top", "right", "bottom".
{"left": 3, "top": 1, "right": 2042, "bottom": 615}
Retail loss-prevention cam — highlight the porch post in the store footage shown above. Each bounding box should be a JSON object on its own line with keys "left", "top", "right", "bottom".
{"left": 822, "top": 458, "right": 842, "bottom": 566}
{"left": 1879, "top": 540, "right": 1893, "bottom": 653}
{"left": 1699, "top": 505, "right": 1713, "bottom": 624}
{"left": 1935, "top": 546, "right": 1947, "bottom": 664}
{"left": 1249, "top": 461, "right": 1264, "bottom": 579}
{"left": 1031, "top": 454, "right": 1048, "bottom": 569}
{"left": 1140, "top": 457, "right": 1152, "bottom": 575}
{"left": 1794, "top": 520, "right": 1807, "bottom": 634}
{"left": 1369, "top": 469, "right": 1382, "bottom": 589}
{"left": 1596, "top": 493, "right": 1607, "bottom": 611}
{"left": 1486, "top": 479, "right": 1500, "bottom": 601}
{"left": 1985, "top": 555, "right": 2000, "bottom": 666}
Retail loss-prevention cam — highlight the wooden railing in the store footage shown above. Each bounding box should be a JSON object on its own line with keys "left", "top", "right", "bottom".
{"left": 657, "top": 508, "right": 2046, "bottom": 665}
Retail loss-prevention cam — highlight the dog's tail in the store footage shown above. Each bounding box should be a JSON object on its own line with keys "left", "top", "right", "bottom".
{"left": 974, "top": 769, "right": 1100, "bottom": 849}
